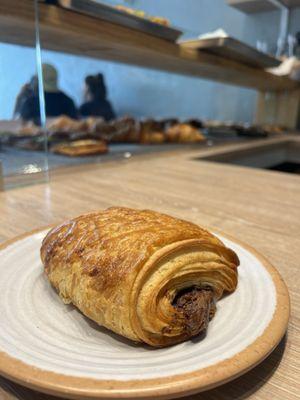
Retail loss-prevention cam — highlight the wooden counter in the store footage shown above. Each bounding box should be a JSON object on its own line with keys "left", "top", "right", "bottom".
{"left": 0, "top": 137, "right": 299, "bottom": 400}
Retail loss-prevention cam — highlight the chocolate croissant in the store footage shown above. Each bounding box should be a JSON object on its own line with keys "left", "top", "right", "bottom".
{"left": 41, "top": 207, "right": 239, "bottom": 347}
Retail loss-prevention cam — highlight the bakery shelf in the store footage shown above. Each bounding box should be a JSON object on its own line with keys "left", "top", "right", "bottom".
{"left": 227, "top": 0, "right": 300, "bottom": 13}
{"left": 0, "top": 0, "right": 299, "bottom": 91}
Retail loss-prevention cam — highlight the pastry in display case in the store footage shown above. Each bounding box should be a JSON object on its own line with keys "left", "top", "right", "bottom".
{"left": 47, "top": 115, "right": 97, "bottom": 134}
{"left": 184, "top": 118, "right": 204, "bottom": 129}
{"left": 138, "top": 119, "right": 165, "bottom": 144}
{"left": 159, "top": 118, "right": 179, "bottom": 129}
{"left": 166, "top": 123, "right": 206, "bottom": 143}
{"left": 17, "top": 122, "right": 41, "bottom": 137}
{"left": 51, "top": 139, "right": 108, "bottom": 156}
{"left": 139, "top": 130, "right": 165, "bottom": 144}
{"left": 114, "top": 5, "right": 170, "bottom": 26}
{"left": 109, "top": 117, "right": 139, "bottom": 143}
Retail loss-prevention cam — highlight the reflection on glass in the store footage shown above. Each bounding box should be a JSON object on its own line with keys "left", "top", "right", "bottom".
{"left": 0, "top": 0, "right": 213, "bottom": 191}
{"left": 0, "top": 1, "right": 48, "bottom": 190}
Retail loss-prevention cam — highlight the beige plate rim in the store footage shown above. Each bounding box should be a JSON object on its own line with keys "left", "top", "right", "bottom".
{"left": 0, "top": 227, "right": 290, "bottom": 400}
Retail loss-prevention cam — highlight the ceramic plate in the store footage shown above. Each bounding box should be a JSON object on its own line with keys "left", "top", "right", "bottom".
{"left": 0, "top": 229, "right": 290, "bottom": 399}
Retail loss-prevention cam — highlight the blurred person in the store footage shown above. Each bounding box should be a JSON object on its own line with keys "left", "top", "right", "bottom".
{"left": 19, "top": 63, "right": 77, "bottom": 123}
{"left": 79, "top": 73, "right": 115, "bottom": 121}
{"left": 295, "top": 31, "right": 300, "bottom": 59}
{"left": 13, "top": 76, "right": 38, "bottom": 119}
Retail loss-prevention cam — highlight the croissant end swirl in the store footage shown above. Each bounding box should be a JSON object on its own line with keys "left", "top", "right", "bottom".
{"left": 41, "top": 207, "right": 239, "bottom": 347}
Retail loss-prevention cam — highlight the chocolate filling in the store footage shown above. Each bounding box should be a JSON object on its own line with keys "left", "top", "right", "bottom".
{"left": 173, "top": 287, "right": 215, "bottom": 337}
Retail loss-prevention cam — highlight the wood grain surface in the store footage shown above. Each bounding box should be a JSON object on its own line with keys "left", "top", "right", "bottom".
{"left": 0, "top": 0, "right": 298, "bottom": 91}
{"left": 255, "top": 89, "right": 300, "bottom": 129}
{"left": 0, "top": 137, "right": 299, "bottom": 399}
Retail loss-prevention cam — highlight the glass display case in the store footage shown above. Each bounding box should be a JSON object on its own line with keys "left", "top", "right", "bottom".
{"left": 0, "top": 0, "right": 50, "bottom": 189}
{"left": 1, "top": 0, "right": 299, "bottom": 191}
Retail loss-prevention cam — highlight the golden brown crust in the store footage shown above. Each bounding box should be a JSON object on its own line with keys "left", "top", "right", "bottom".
{"left": 41, "top": 207, "right": 239, "bottom": 347}
{"left": 47, "top": 116, "right": 75, "bottom": 133}
{"left": 138, "top": 120, "right": 166, "bottom": 144}
{"left": 109, "top": 117, "right": 139, "bottom": 143}
{"left": 139, "top": 131, "right": 165, "bottom": 144}
{"left": 51, "top": 140, "right": 108, "bottom": 156}
{"left": 115, "top": 5, "right": 170, "bottom": 26}
{"left": 47, "top": 116, "right": 99, "bottom": 134}
{"left": 166, "top": 123, "right": 205, "bottom": 143}
{"left": 17, "top": 123, "right": 41, "bottom": 136}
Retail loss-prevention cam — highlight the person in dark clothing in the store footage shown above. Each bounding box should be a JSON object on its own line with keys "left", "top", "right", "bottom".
{"left": 13, "top": 76, "right": 38, "bottom": 119}
{"left": 19, "top": 64, "right": 77, "bottom": 123}
{"left": 20, "top": 91, "right": 78, "bottom": 122}
{"left": 79, "top": 73, "right": 115, "bottom": 121}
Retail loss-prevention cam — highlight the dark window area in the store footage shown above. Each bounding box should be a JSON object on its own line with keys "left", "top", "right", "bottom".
{"left": 268, "top": 162, "right": 300, "bottom": 174}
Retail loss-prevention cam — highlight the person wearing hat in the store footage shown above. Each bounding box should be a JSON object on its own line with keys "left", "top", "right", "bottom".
{"left": 19, "top": 63, "right": 77, "bottom": 123}
{"left": 79, "top": 73, "right": 115, "bottom": 121}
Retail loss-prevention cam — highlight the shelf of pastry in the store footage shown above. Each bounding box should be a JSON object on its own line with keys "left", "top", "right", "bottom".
{"left": 0, "top": 0, "right": 299, "bottom": 92}
{"left": 1, "top": 115, "right": 296, "bottom": 188}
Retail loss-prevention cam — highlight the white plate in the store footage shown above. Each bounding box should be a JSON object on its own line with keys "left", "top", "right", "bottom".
{"left": 0, "top": 229, "right": 290, "bottom": 399}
